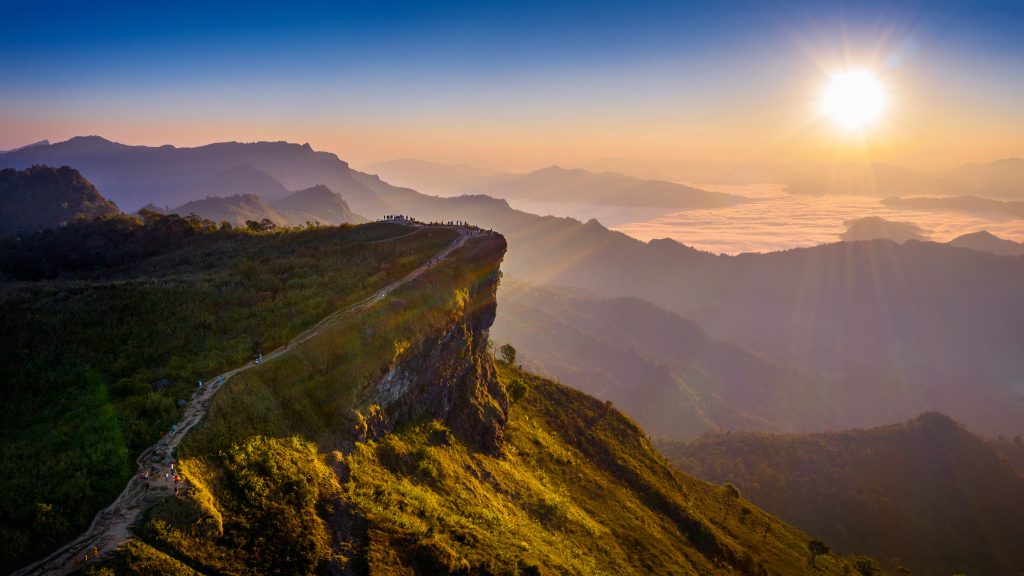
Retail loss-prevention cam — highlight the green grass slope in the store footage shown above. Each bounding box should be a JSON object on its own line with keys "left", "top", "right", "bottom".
{"left": 0, "top": 215, "right": 456, "bottom": 572}
{"left": 91, "top": 235, "right": 866, "bottom": 575}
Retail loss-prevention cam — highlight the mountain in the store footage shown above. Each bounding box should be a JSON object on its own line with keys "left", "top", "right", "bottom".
{"left": 882, "top": 195, "right": 1024, "bottom": 218}
{"left": 0, "top": 165, "right": 120, "bottom": 236}
{"left": 785, "top": 162, "right": 964, "bottom": 197}
{"left": 187, "top": 163, "right": 290, "bottom": 200}
{"left": 949, "top": 230, "right": 1024, "bottom": 256}
{"left": 8, "top": 138, "right": 1023, "bottom": 436}
{"left": 166, "top": 193, "right": 288, "bottom": 227}
{"left": 269, "top": 184, "right": 363, "bottom": 225}
{"left": 364, "top": 158, "right": 515, "bottom": 196}
{"left": 338, "top": 171, "right": 1024, "bottom": 437}
{"left": 0, "top": 136, "right": 387, "bottom": 216}
{"left": 840, "top": 216, "right": 929, "bottom": 242}
{"left": 491, "top": 283, "right": 863, "bottom": 439}
{"left": 474, "top": 165, "right": 748, "bottom": 209}
{"left": 1, "top": 140, "right": 50, "bottom": 153}
{"left": 2, "top": 218, "right": 867, "bottom": 575}
{"left": 659, "top": 413, "right": 1024, "bottom": 576}
{"left": 943, "top": 158, "right": 1024, "bottom": 199}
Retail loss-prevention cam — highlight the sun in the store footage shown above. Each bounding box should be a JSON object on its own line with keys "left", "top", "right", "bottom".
{"left": 821, "top": 70, "right": 886, "bottom": 131}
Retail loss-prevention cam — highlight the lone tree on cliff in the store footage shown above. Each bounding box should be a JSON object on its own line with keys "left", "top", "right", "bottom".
{"left": 499, "top": 343, "right": 517, "bottom": 366}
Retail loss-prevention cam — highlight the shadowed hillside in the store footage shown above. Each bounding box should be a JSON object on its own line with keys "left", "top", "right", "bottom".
{"left": 660, "top": 413, "right": 1024, "bottom": 576}
{"left": 491, "top": 283, "right": 862, "bottom": 438}
{"left": 0, "top": 165, "right": 120, "bottom": 236}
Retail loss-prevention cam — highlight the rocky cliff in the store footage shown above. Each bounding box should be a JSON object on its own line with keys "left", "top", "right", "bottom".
{"left": 369, "top": 233, "right": 509, "bottom": 453}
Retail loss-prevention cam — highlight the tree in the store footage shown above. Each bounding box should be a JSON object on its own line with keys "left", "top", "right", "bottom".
{"left": 506, "top": 378, "right": 528, "bottom": 403}
{"left": 722, "top": 483, "right": 740, "bottom": 522}
{"left": 808, "top": 539, "right": 829, "bottom": 567}
{"left": 499, "top": 343, "right": 517, "bottom": 365}
{"left": 852, "top": 556, "right": 880, "bottom": 576}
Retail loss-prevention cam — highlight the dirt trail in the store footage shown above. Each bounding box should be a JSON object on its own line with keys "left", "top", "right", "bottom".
{"left": 14, "top": 224, "right": 479, "bottom": 576}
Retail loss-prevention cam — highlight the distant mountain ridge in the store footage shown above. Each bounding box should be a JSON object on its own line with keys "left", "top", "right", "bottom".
{"left": 659, "top": 413, "right": 1024, "bottom": 576}
{"left": 0, "top": 165, "right": 120, "bottom": 236}
{"left": 492, "top": 283, "right": 867, "bottom": 438}
{"left": 364, "top": 158, "right": 515, "bottom": 196}
{"left": 882, "top": 195, "right": 1024, "bottom": 218}
{"left": 470, "top": 165, "right": 748, "bottom": 209}
{"left": 0, "top": 136, "right": 386, "bottom": 216}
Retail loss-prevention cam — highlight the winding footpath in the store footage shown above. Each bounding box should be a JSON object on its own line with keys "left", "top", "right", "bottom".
{"left": 14, "top": 224, "right": 479, "bottom": 576}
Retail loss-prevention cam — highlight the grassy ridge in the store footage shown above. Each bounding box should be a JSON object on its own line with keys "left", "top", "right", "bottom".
{"left": 94, "top": 236, "right": 865, "bottom": 575}
{"left": 0, "top": 216, "right": 456, "bottom": 572}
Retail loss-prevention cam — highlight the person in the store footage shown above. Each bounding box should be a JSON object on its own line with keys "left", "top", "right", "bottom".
{"left": 92, "top": 546, "right": 99, "bottom": 558}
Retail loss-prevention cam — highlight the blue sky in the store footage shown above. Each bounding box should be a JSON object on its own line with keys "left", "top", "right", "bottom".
{"left": 2, "top": 0, "right": 1022, "bottom": 170}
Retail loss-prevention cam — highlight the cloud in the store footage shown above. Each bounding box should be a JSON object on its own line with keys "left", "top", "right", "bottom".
{"left": 612, "top": 188, "right": 1024, "bottom": 255}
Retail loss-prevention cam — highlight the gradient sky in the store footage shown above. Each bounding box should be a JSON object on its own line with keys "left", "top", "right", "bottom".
{"left": 2, "top": 0, "right": 1022, "bottom": 172}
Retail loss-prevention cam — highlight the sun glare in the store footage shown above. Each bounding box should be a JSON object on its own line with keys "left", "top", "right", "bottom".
{"left": 821, "top": 70, "right": 886, "bottom": 131}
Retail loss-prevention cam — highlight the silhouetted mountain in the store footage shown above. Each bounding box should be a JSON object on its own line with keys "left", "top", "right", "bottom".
{"left": 167, "top": 194, "right": 287, "bottom": 227}
{"left": 364, "top": 158, "right": 515, "bottom": 196}
{"left": 0, "top": 165, "right": 120, "bottom": 236}
{"left": 1, "top": 140, "right": 49, "bottom": 153}
{"left": 188, "top": 163, "right": 290, "bottom": 200}
{"left": 949, "top": 230, "right": 1024, "bottom": 256}
{"left": 475, "top": 165, "right": 748, "bottom": 208}
{"left": 269, "top": 184, "right": 363, "bottom": 225}
{"left": 0, "top": 136, "right": 387, "bottom": 216}
{"left": 882, "top": 195, "right": 1024, "bottom": 218}
{"left": 492, "top": 283, "right": 862, "bottom": 438}
{"left": 943, "top": 158, "right": 1024, "bottom": 199}
{"left": 840, "top": 216, "right": 928, "bottom": 242}
{"left": 660, "top": 413, "right": 1024, "bottom": 576}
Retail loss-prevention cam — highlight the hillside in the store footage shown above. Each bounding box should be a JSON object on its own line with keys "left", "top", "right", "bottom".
{"left": 475, "top": 165, "right": 747, "bottom": 209}
{"left": 186, "top": 163, "right": 291, "bottom": 200}
{"left": 84, "top": 235, "right": 862, "bottom": 575}
{"left": 0, "top": 165, "right": 120, "bottom": 236}
{"left": 0, "top": 215, "right": 457, "bottom": 572}
{"left": 659, "top": 413, "right": 1024, "bottom": 576}
{"left": 491, "top": 283, "right": 861, "bottom": 438}
{"left": 270, "top": 184, "right": 363, "bottom": 225}
{"left": 166, "top": 193, "right": 289, "bottom": 227}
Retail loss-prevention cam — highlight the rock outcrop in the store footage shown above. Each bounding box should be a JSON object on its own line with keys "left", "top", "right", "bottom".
{"left": 369, "top": 233, "right": 509, "bottom": 453}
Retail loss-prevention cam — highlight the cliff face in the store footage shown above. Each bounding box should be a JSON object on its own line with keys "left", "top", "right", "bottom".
{"left": 369, "top": 233, "right": 509, "bottom": 453}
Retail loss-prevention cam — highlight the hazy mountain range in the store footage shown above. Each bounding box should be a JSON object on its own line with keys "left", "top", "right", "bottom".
{"left": 149, "top": 184, "right": 362, "bottom": 228}
{"left": 882, "top": 195, "right": 1024, "bottom": 218}
{"left": 366, "top": 158, "right": 745, "bottom": 206}
{"left": 492, "top": 283, "right": 868, "bottom": 438}
{"left": 785, "top": 159, "right": 1024, "bottom": 199}
{"left": 0, "top": 136, "right": 389, "bottom": 216}
{"left": 5, "top": 137, "right": 1024, "bottom": 438}
{"left": 660, "top": 412, "right": 1024, "bottom": 576}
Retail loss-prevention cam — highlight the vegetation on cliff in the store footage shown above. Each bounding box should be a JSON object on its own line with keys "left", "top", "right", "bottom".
{"left": 89, "top": 235, "right": 867, "bottom": 575}
{"left": 0, "top": 215, "right": 455, "bottom": 572}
